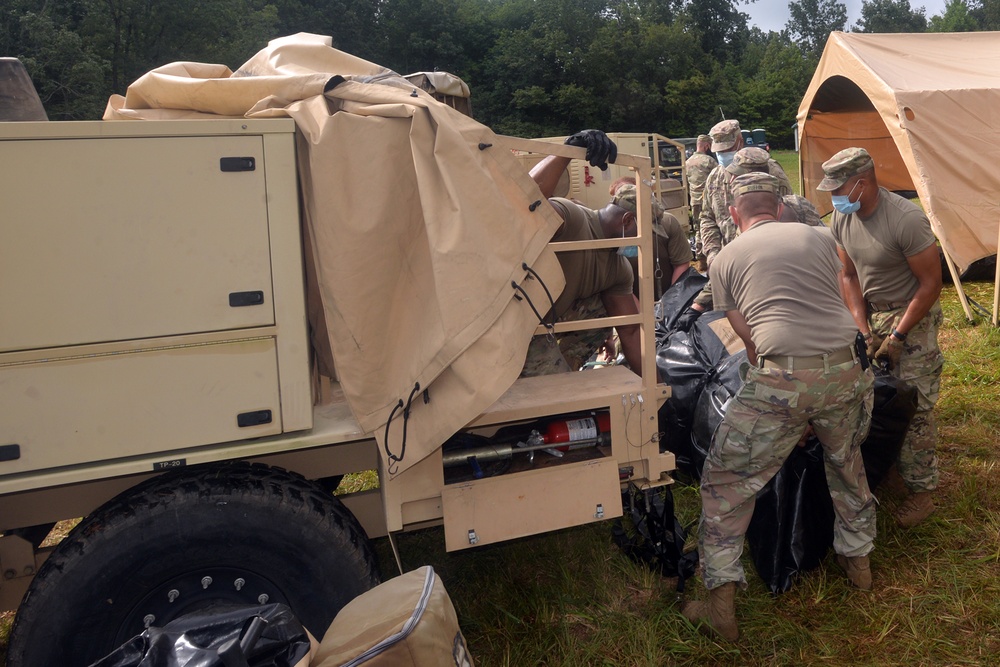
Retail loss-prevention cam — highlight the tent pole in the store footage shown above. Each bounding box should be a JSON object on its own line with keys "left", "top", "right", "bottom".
{"left": 995, "top": 221, "right": 1000, "bottom": 326}
{"left": 941, "top": 248, "right": 973, "bottom": 323}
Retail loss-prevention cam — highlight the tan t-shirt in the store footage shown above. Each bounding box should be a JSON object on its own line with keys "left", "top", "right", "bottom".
{"left": 830, "top": 187, "right": 937, "bottom": 304}
{"left": 548, "top": 198, "right": 633, "bottom": 319}
{"left": 712, "top": 219, "right": 858, "bottom": 357}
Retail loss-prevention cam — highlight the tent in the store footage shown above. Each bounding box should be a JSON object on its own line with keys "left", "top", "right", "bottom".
{"left": 797, "top": 31, "right": 1000, "bottom": 322}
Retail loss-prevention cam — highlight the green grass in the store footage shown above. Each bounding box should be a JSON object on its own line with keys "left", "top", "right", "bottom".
{"left": 771, "top": 149, "right": 801, "bottom": 195}
{"left": 3, "top": 281, "right": 999, "bottom": 666}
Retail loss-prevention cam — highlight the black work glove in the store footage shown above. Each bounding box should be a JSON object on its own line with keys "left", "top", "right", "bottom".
{"left": 564, "top": 130, "right": 617, "bottom": 171}
{"left": 673, "top": 306, "right": 703, "bottom": 333}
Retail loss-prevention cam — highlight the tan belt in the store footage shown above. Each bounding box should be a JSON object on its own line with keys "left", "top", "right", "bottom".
{"left": 867, "top": 300, "right": 908, "bottom": 312}
{"left": 759, "top": 346, "right": 856, "bottom": 371}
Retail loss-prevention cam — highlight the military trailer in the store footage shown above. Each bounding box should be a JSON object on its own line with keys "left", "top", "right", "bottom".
{"left": 0, "top": 56, "right": 675, "bottom": 666}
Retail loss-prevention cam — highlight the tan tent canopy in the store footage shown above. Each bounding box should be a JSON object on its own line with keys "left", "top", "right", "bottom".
{"left": 797, "top": 31, "right": 1000, "bottom": 279}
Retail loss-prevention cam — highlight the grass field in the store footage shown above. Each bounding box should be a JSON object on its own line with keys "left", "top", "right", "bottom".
{"left": 2, "top": 162, "right": 998, "bottom": 664}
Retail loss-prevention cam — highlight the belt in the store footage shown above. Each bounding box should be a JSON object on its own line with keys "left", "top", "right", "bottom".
{"left": 867, "top": 300, "right": 908, "bottom": 312}
{"left": 759, "top": 346, "right": 857, "bottom": 371}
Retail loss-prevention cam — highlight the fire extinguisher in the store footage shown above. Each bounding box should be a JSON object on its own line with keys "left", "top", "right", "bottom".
{"left": 540, "top": 412, "right": 612, "bottom": 451}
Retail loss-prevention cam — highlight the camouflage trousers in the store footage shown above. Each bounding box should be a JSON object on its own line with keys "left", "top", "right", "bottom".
{"left": 521, "top": 294, "right": 610, "bottom": 377}
{"left": 869, "top": 301, "right": 944, "bottom": 492}
{"left": 698, "top": 357, "right": 876, "bottom": 590}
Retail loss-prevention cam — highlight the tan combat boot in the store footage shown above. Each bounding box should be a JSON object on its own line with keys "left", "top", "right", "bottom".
{"left": 895, "top": 491, "right": 935, "bottom": 528}
{"left": 879, "top": 464, "right": 908, "bottom": 499}
{"left": 836, "top": 554, "right": 873, "bottom": 590}
{"left": 681, "top": 582, "right": 739, "bottom": 642}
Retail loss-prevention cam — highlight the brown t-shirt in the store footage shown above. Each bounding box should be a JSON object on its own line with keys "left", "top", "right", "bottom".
{"left": 830, "top": 187, "right": 937, "bottom": 304}
{"left": 548, "top": 198, "right": 633, "bottom": 319}
{"left": 712, "top": 219, "right": 858, "bottom": 357}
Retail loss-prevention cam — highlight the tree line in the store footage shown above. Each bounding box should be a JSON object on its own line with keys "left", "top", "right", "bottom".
{"left": 3, "top": 0, "right": 997, "bottom": 147}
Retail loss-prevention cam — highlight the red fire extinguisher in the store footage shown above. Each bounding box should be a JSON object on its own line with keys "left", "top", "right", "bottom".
{"left": 540, "top": 412, "right": 611, "bottom": 451}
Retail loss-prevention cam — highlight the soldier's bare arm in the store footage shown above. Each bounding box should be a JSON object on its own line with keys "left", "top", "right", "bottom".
{"left": 837, "top": 245, "right": 870, "bottom": 334}
{"left": 601, "top": 291, "right": 643, "bottom": 378}
{"left": 896, "top": 244, "right": 943, "bottom": 334}
{"left": 724, "top": 309, "right": 757, "bottom": 366}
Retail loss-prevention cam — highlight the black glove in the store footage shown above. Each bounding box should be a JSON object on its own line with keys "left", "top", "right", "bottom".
{"left": 564, "top": 130, "right": 617, "bottom": 171}
{"left": 673, "top": 306, "right": 703, "bottom": 333}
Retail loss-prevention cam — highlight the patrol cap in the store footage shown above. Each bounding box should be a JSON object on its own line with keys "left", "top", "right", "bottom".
{"left": 731, "top": 172, "right": 779, "bottom": 198}
{"left": 697, "top": 134, "right": 712, "bottom": 143}
{"left": 817, "top": 147, "right": 874, "bottom": 191}
{"left": 725, "top": 147, "right": 770, "bottom": 176}
{"left": 709, "top": 119, "right": 741, "bottom": 152}
{"left": 611, "top": 183, "right": 664, "bottom": 218}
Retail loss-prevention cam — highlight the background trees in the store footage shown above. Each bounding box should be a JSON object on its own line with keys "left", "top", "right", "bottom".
{"left": 0, "top": 0, "right": 987, "bottom": 146}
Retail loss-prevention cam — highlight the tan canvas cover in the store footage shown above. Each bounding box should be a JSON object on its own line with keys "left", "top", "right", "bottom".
{"left": 105, "top": 33, "right": 565, "bottom": 476}
{"left": 797, "top": 31, "right": 1000, "bottom": 272}
{"left": 313, "top": 565, "right": 473, "bottom": 666}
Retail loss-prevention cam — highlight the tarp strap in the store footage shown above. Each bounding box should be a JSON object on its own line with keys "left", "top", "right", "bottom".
{"left": 383, "top": 382, "right": 424, "bottom": 474}
{"left": 512, "top": 262, "right": 557, "bottom": 341}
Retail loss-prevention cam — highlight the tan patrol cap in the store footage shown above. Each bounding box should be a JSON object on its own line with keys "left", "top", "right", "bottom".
{"left": 709, "top": 119, "right": 741, "bottom": 152}
{"left": 697, "top": 134, "right": 712, "bottom": 143}
{"left": 732, "top": 172, "right": 779, "bottom": 198}
{"left": 611, "top": 183, "right": 664, "bottom": 218}
{"left": 817, "top": 147, "right": 874, "bottom": 191}
{"left": 725, "top": 147, "right": 770, "bottom": 176}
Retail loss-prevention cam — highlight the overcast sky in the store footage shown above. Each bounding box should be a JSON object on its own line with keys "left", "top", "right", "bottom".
{"left": 741, "top": 0, "right": 951, "bottom": 33}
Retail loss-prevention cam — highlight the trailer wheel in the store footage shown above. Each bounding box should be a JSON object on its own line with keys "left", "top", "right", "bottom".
{"left": 6, "top": 462, "right": 380, "bottom": 667}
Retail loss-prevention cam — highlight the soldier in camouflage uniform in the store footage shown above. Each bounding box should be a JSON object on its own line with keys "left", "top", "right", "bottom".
{"left": 682, "top": 173, "right": 876, "bottom": 642}
{"left": 818, "top": 147, "right": 943, "bottom": 528}
{"left": 724, "top": 146, "right": 824, "bottom": 226}
{"left": 687, "top": 134, "right": 717, "bottom": 219}
{"left": 686, "top": 123, "right": 792, "bottom": 317}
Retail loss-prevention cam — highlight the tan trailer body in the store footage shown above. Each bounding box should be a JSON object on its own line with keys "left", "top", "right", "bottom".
{"left": 0, "top": 119, "right": 673, "bottom": 616}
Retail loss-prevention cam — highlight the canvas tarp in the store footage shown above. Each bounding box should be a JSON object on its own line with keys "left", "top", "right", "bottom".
{"left": 105, "top": 33, "right": 566, "bottom": 476}
{"left": 797, "top": 31, "right": 1000, "bottom": 274}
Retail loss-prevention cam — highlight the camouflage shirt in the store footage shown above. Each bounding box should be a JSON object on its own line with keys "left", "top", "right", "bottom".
{"left": 700, "top": 159, "right": 793, "bottom": 267}
{"left": 686, "top": 152, "right": 718, "bottom": 206}
{"left": 781, "top": 194, "right": 824, "bottom": 226}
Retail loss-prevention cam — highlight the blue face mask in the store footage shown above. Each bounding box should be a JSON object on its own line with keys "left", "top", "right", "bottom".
{"left": 716, "top": 150, "right": 736, "bottom": 167}
{"left": 831, "top": 182, "right": 864, "bottom": 215}
{"left": 620, "top": 245, "right": 638, "bottom": 258}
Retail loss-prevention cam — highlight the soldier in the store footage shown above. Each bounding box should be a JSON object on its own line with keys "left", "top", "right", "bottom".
{"left": 682, "top": 172, "right": 876, "bottom": 642}
{"left": 818, "top": 147, "right": 943, "bottom": 528}
{"left": 726, "top": 146, "right": 824, "bottom": 226}
{"left": 686, "top": 134, "right": 718, "bottom": 225}
{"left": 523, "top": 130, "right": 644, "bottom": 377}
{"left": 607, "top": 179, "right": 692, "bottom": 298}
{"left": 681, "top": 121, "right": 792, "bottom": 326}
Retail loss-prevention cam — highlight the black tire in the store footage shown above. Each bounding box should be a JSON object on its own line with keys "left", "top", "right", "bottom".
{"left": 7, "top": 462, "right": 380, "bottom": 667}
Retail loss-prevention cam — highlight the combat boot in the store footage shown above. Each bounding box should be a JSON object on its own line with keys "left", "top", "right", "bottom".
{"left": 878, "top": 464, "right": 908, "bottom": 499}
{"left": 895, "top": 491, "right": 935, "bottom": 528}
{"left": 836, "top": 554, "right": 872, "bottom": 590}
{"left": 681, "top": 582, "right": 739, "bottom": 642}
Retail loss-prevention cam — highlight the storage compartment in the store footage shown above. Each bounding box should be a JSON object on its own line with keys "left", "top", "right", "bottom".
{"left": 1, "top": 134, "right": 274, "bottom": 353}
{"left": 441, "top": 457, "right": 622, "bottom": 551}
{"left": 0, "top": 337, "right": 282, "bottom": 475}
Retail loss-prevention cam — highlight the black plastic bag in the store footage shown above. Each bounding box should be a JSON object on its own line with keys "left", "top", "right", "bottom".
{"left": 89, "top": 603, "right": 311, "bottom": 667}
{"left": 611, "top": 484, "right": 698, "bottom": 591}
